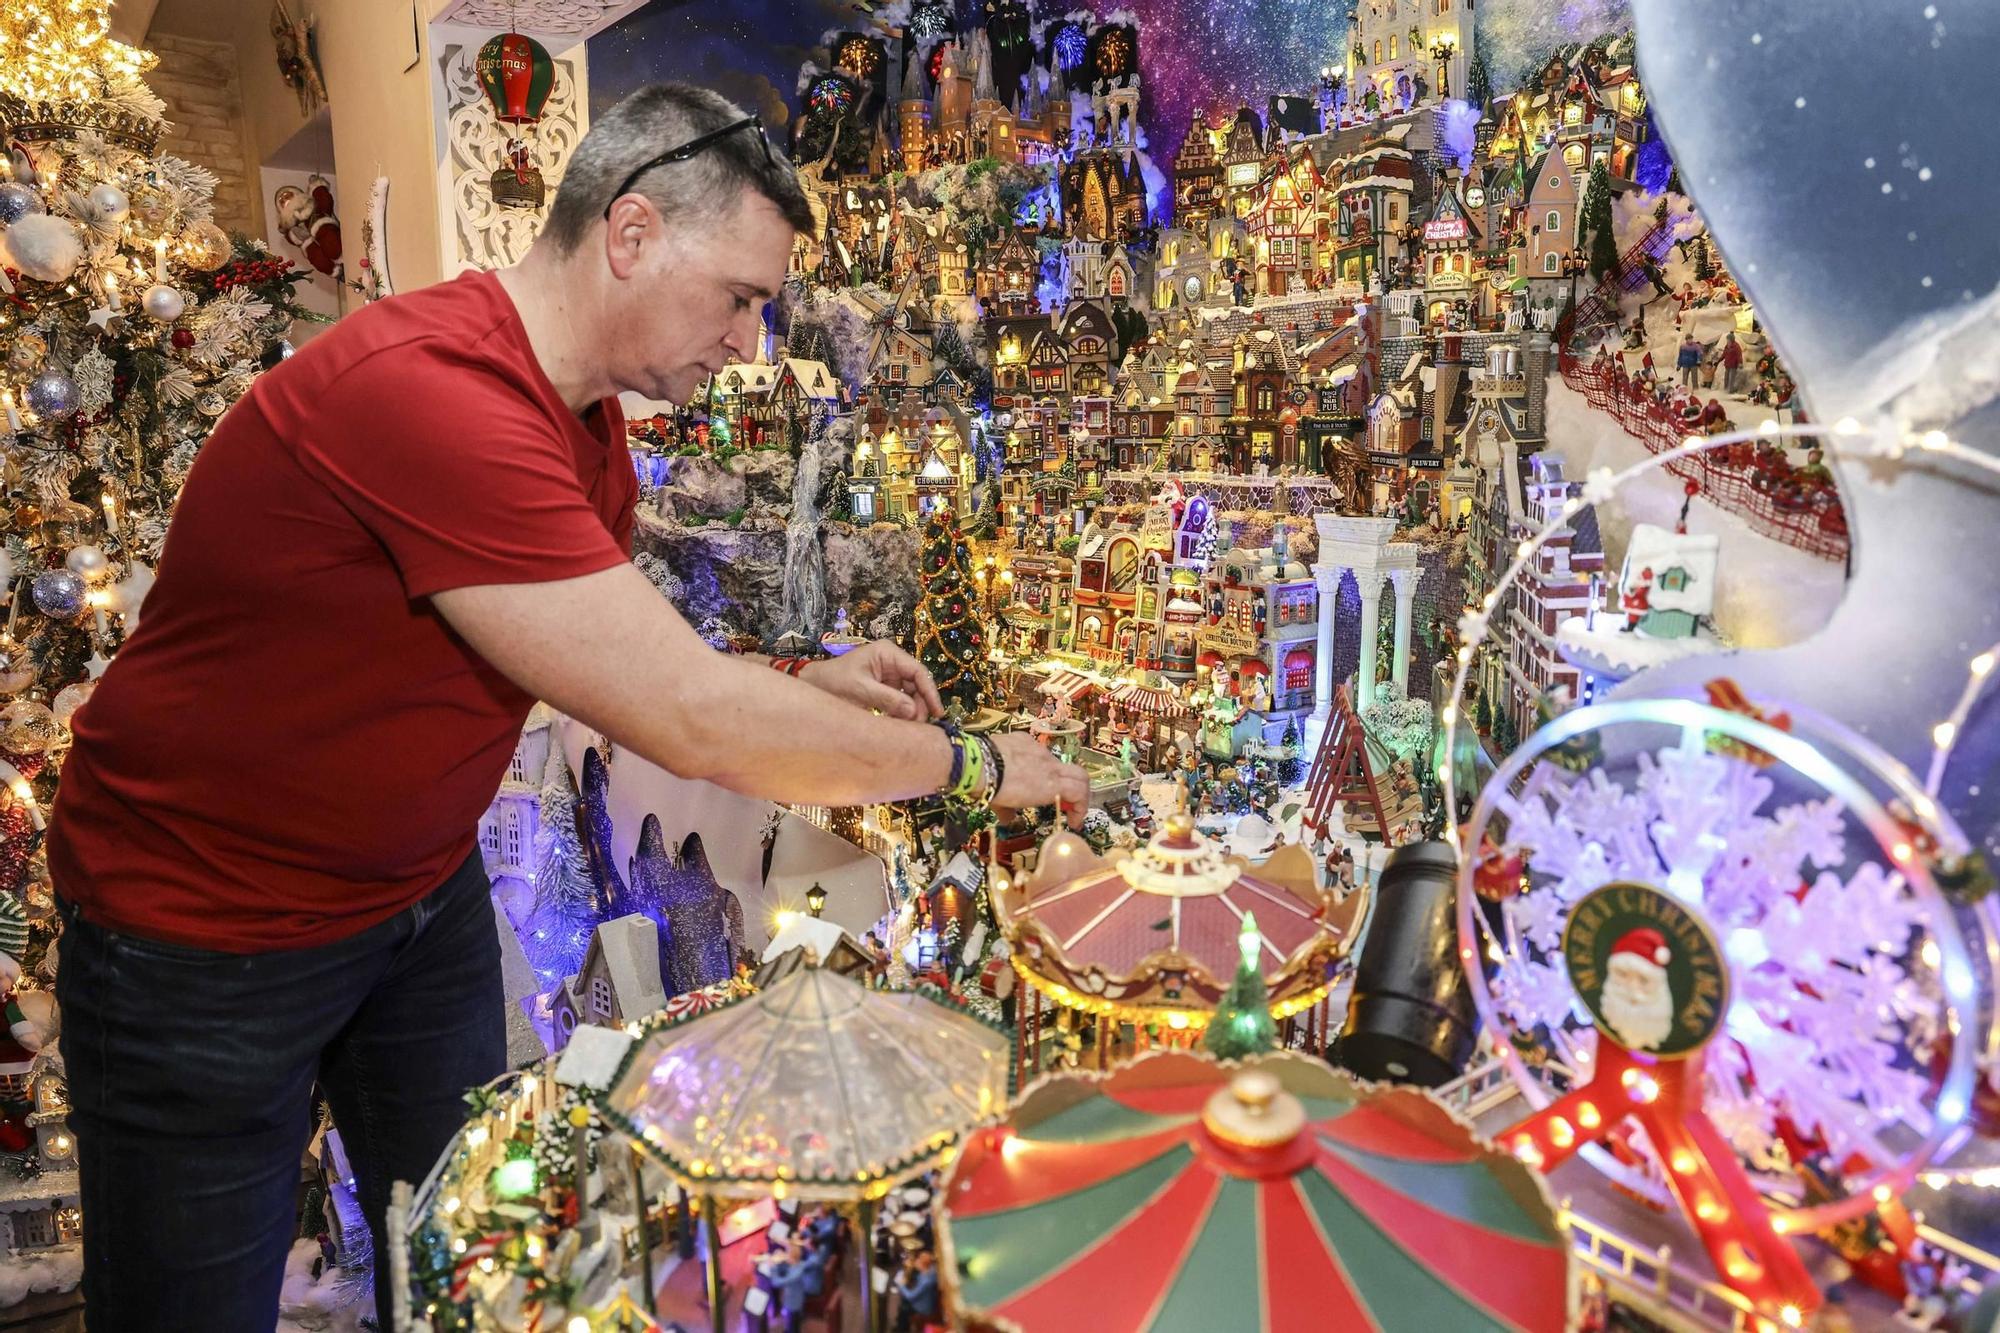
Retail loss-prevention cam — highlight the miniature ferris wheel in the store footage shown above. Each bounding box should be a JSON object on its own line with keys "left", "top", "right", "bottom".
{"left": 1455, "top": 694, "right": 2000, "bottom": 1234}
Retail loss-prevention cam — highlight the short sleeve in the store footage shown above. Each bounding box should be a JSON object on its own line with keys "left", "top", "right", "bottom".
{"left": 291, "top": 349, "right": 631, "bottom": 599}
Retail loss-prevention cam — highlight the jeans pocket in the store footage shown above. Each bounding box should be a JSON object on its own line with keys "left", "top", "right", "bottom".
{"left": 103, "top": 925, "right": 238, "bottom": 967}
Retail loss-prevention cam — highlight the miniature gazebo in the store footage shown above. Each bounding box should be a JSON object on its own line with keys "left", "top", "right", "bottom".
{"left": 995, "top": 816, "right": 1366, "bottom": 1077}
{"left": 597, "top": 965, "right": 1011, "bottom": 1332}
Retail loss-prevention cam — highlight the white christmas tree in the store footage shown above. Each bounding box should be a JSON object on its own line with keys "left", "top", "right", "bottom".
{"left": 1490, "top": 739, "right": 1937, "bottom": 1176}
{"left": 520, "top": 741, "right": 599, "bottom": 988}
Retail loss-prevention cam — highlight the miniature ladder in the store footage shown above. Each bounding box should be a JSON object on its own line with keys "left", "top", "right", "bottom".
{"left": 1300, "top": 686, "right": 1392, "bottom": 843}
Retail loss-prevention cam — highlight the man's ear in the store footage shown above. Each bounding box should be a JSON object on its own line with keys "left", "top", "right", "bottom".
{"left": 602, "top": 197, "right": 653, "bottom": 281}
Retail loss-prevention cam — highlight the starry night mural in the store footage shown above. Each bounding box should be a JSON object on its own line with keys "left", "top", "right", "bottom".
{"left": 585, "top": 0, "right": 1359, "bottom": 179}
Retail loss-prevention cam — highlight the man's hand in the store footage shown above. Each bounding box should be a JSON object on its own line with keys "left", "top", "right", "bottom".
{"left": 797, "top": 641, "right": 944, "bottom": 721}
{"left": 989, "top": 731, "right": 1089, "bottom": 828}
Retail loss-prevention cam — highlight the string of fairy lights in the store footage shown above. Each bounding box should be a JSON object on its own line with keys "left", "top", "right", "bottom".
{"left": 0, "top": 0, "right": 154, "bottom": 105}
{"left": 1440, "top": 414, "right": 2000, "bottom": 871}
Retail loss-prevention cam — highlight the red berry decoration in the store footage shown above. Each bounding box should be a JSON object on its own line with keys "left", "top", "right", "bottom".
{"left": 170, "top": 328, "right": 195, "bottom": 349}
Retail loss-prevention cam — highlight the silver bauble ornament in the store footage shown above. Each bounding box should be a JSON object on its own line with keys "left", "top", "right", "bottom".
{"left": 142, "top": 283, "right": 186, "bottom": 322}
{"left": 0, "top": 183, "right": 41, "bottom": 226}
{"left": 64, "top": 545, "right": 108, "bottom": 580}
{"left": 195, "top": 390, "right": 227, "bottom": 418}
{"left": 51, "top": 681, "right": 95, "bottom": 728}
{"left": 85, "top": 183, "right": 129, "bottom": 223}
{"left": 23, "top": 370, "right": 80, "bottom": 421}
{"left": 0, "top": 699, "right": 60, "bottom": 756}
{"left": 30, "top": 569, "right": 85, "bottom": 618}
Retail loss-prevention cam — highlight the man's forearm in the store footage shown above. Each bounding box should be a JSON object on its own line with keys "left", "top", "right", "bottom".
{"left": 637, "top": 652, "right": 952, "bottom": 806}
{"left": 432, "top": 565, "right": 955, "bottom": 808}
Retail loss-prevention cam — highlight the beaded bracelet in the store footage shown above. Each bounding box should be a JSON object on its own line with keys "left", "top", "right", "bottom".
{"left": 984, "top": 734, "right": 1006, "bottom": 803}
{"left": 934, "top": 718, "right": 966, "bottom": 792}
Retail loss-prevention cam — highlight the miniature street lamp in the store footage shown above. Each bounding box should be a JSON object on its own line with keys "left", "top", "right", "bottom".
{"left": 806, "top": 882, "right": 828, "bottom": 918}
{"left": 1560, "top": 247, "right": 1591, "bottom": 320}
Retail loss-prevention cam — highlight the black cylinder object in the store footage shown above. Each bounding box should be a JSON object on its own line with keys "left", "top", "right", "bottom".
{"left": 1338, "top": 840, "right": 1478, "bottom": 1087}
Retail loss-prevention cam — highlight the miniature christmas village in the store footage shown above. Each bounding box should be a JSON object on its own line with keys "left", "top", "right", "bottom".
{"left": 395, "top": 6, "right": 2000, "bottom": 1333}
{"left": 1, "top": 0, "right": 1997, "bottom": 1331}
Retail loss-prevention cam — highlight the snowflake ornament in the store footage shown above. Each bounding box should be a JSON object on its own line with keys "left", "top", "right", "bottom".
{"left": 1581, "top": 466, "right": 1620, "bottom": 506}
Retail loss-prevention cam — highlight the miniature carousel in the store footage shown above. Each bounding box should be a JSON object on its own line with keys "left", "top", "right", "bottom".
{"left": 993, "top": 816, "right": 1366, "bottom": 1079}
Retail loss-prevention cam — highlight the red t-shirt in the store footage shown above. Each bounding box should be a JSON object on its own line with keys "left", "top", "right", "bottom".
{"left": 49, "top": 270, "right": 638, "bottom": 952}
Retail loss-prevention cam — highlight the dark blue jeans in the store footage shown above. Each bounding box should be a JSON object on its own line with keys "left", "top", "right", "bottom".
{"left": 55, "top": 850, "right": 506, "bottom": 1332}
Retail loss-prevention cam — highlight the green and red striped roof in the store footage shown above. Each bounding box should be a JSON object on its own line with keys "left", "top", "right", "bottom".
{"left": 939, "top": 1052, "right": 1570, "bottom": 1333}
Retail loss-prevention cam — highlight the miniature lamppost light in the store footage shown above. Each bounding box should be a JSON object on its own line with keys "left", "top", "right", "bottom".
{"left": 1561, "top": 248, "right": 1590, "bottom": 319}
{"left": 806, "top": 882, "right": 827, "bottom": 918}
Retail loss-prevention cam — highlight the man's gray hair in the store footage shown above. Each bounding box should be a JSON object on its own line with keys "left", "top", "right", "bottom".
{"left": 543, "top": 84, "right": 815, "bottom": 252}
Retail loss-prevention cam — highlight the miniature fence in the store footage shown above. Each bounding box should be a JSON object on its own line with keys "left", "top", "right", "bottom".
{"left": 1431, "top": 1056, "right": 1520, "bottom": 1120}
{"left": 1556, "top": 350, "right": 1850, "bottom": 563}
{"left": 1563, "top": 1209, "right": 1767, "bottom": 1332}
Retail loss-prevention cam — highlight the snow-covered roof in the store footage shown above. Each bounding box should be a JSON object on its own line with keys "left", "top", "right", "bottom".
{"left": 759, "top": 915, "right": 852, "bottom": 966}
{"left": 778, "top": 358, "right": 841, "bottom": 400}
{"left": 718, "top": 362, "right": 779, "bottom": 395}
{"left": 577, "top": 914, "right": 667, "bottom": 1017}
{"left": 1622, "top": 524, "right": 1720, "bottom": 616}
{"left": 931, "top": 850, "right": 984, "bottom": 892}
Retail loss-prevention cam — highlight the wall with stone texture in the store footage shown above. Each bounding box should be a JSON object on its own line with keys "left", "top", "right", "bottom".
{"left": 144, "top": 34, "right": 255, "bottom": 237}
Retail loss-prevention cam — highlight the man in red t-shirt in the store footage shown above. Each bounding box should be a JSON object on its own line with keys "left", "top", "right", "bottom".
{"left": 49, "top": 85, "right": 1084, "bottom": 1331}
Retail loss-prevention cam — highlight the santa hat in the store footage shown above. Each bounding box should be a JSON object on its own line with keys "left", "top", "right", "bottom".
{"left": 1609, "top": 927, "right": 1669, "bottom": 968}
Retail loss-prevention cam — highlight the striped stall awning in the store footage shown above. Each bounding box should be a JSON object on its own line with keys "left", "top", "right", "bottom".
{"left": 1037, "top": 669, "right": 1099, "bottom": 701}
{"left": 1110, "top": 682, "right": 1192, "bottom": 718}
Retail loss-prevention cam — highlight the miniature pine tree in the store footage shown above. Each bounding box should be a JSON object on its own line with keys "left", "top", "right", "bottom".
{"left": 1692, "top": 235, "right": 1715, "bottom": 282}
{"left": 1581, "top": 161, "right": 1619, "bottom": 280}
{"left": 1204, "top": 912, "right": 1277, "bottom": 1061}
{"left": 521, "top": 741, "right": 602, "bottom": 986}
{"left": 1466, "top": 46, "right": 1493, "bottom": 110}
{"left": 915, "top": 506, "right": 994, "bottom": 714}
{"left": 1279, "top": 720, "right": 1304, "bottom": 786}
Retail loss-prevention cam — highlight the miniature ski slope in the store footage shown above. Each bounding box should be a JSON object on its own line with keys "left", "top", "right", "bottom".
{"left": 1542, "top": 378, "right": 1847, "bottom": 651}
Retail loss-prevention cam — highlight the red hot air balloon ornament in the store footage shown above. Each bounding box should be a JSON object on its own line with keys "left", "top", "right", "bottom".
{"left": 475, "top": 30, "right": 555, "bottom": 208}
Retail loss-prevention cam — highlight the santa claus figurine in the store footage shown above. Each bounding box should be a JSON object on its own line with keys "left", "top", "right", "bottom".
{"left": 272, "top": 174, "right": 343, "bottom": 278}
{"left": 1619, "top": 566, "right": 1654, "bottom": 631}
{"left": 1599, "top": 927, "right": 1674, "bottom": 1052}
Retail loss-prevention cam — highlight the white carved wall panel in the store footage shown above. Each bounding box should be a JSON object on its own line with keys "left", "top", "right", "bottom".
{"left": 431, "top": 0, "right": 651, "bottom": 41}
{"left": 433, "top": 28, "right": 589, "bottom": 275}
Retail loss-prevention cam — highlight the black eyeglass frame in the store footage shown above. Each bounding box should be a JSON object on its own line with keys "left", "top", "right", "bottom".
{"left": 601, "top": 114, "right": 775, "bottom": 219}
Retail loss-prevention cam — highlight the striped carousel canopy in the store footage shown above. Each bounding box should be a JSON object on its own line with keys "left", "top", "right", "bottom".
{"left": 995, "top": 818, "right": 1364, "bottom": 1026}
{"left": 939, "top": 1052, "right": 1572, "bottom": 1333}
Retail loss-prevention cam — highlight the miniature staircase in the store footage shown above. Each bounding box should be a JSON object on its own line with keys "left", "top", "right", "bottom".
{"left": 1557, "top": 217, "right": 1677, "bottom": 352}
